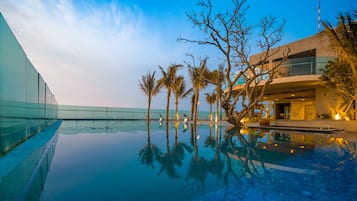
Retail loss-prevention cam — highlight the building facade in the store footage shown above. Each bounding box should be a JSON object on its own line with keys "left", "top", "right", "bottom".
{"left": 235, "top": 32, "right": 356, "bottom": 131}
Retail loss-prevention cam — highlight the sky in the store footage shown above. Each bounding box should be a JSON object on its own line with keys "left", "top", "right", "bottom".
{"left": 0, "top": 0, "right": 356, "bottom": 111}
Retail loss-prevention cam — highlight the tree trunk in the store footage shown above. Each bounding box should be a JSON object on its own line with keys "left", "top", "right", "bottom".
{"left": 175, "top": 98, "right": 179, "bottom": 121}
{"left": 215, "top": 93, "right": 219, "bottom": 122}
{"left": 193, "top": 91, "right": 199, "bottom": 125}
{"left": 166, "top": 90, "right": 171, "bottom": 122}
{"left": 148, "top": 96, "right": 151, "bottom": 122}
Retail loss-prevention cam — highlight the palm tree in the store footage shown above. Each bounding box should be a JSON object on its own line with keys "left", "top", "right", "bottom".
{"left": 323, "top": 11, "right": 357, "bottom": 121}
{"left": 173, "top": 76, "right": 188, "bottom": 121}
{"left": 190, "top": 94, "right": 196, "bottom": 120}
{"left": 205, "top": 92, "right": 216, "bottom": 121}
{"left": 138, "top": 71, "right": 160, "bottom": 122}
{"left": 187, "top": 58, "right": 208, "bottom": 125}
{"left": 158, "top": 64, "right": 183, "bottom": 123}
{"left": 207, "top": 67, "right": 225, "bottom": 122}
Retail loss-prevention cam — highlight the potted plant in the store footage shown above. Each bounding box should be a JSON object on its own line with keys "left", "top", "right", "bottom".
{"left": 259, "top": 119, "right": 270, "bottom": 126}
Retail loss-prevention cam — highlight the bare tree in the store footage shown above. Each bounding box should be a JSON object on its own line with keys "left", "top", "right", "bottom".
{"left": 179, "top": 0, "right": 286, "bottom": 127}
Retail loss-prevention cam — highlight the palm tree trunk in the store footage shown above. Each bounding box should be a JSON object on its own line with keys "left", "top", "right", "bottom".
{"left": 148, "top": 96, "right": 151, "bottom": 122}
{"left": 166, "top": 90, "right": 171, "bottom": 122}
{"left": 175, "top": 98, "right": 179, "bottom": 121}
{"left": 209, "top": 103, "right": 212, "bottom": 121}
{"left": 218, "top": 88, "right": 223, "bottom": 121}
{"left": 194, "top": 91, "right": 199, "bottom": 125}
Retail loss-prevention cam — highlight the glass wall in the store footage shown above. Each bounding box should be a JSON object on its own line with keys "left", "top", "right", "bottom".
{"left": 58, "top": 105, "right": 211, "bottom": 121}
{"left": 279, "top": 56, "right": 333, "bottom": 77}
{"left": 0, "top": 13, "right": 58, "bottom": 156}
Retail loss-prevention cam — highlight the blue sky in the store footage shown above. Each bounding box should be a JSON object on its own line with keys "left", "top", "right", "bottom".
{"left": 0, "top": 0, "right": 356, "bottom": 111}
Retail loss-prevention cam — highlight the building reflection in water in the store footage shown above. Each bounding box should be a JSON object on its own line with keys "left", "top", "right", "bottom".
{"left": 0, "top": 121, "right": 61, "bottom": 201}
{"left": 139, "top": 121, "right": 357, "bottom": 198}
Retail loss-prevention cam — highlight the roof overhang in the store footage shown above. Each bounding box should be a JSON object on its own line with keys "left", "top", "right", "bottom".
{"left": 231, "top": 75, "right": 323, "bottom": 101}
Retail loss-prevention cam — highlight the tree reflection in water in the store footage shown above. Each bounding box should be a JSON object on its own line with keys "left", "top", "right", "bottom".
{"left": 139, "top": 122, "right": 267, "bottom": 188}
{"left": 156, "top": 121, "right": 189, "bottom": 178}
{"left": 139, "top": 122, "right": 161, "bottom": 169}
{"left": 137, "top": 122, "right": 357, "bottom": 200}
{"left": 172, "top": 121, "right": 193, "bottom": 168}
{"left": 206, "top": 125, "right": 224, "bottom": 180}
{"left": 186, "top": 124, "right": 209, "bottom": 189}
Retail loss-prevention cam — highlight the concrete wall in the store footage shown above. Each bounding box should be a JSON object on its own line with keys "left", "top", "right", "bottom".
{"left": 315, "top": 86, "right": 345, "bottom": 117}
{"left": 290, "top": 100, "right": 315, "bottom": 120}
{"left": 274, "top": 119, "right": 357, "bottom": 133}
{"left": 250, "top": 32, "right": 335, "bottom": 64}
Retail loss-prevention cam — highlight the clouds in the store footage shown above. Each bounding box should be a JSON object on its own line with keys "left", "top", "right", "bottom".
{"left": 3, "top": 0, "right": 353, "bottom": 110}
{"left": 0, "top": 0, "right": 197, "bottom": 108}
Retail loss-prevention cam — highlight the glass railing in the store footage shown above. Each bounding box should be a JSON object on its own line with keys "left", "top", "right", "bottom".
{"left": 58, "top": 105, "right": 213, "bottom": 121}
{"left": 276, "top": 56, "right": 333, "bottom": 77}
{"left": 232, "top": 56, "right": 334, "bottom": 86}
{"left": 0, "top": 13, "right": 58, "bottom": 156}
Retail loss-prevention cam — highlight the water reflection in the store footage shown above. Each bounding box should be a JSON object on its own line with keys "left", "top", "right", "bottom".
{"left": 139, "top": 122, "right": 161, "bottom": 169}
{"left": 0, "top": 121, "right": 60, "bottom": 201}
{"left": 139, "top": 122, "right": 357, "bottom": 200}
{"left": 187, "top": 123, "right": 209, "bottom": 188}
{"left": 156, "top": 121, "right": 181, "bottom": 178}
{"left": 172, "top": 122, "right": 192, "bottom": 170}
{"left": 58, "top": 120, "right": 165, "bottom": 134}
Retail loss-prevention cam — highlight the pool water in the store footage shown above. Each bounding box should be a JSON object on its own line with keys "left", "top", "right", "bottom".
{"left": 36, "top": 121, "right": 357, "bottom": 201}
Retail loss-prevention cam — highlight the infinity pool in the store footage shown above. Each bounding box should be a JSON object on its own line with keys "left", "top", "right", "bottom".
{"left": 4, "top": 120, "right": 357, "bottom": 201}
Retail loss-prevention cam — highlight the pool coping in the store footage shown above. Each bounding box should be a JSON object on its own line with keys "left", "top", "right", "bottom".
{"left": 248, "top": 125, "right": 341, "bottom": 133}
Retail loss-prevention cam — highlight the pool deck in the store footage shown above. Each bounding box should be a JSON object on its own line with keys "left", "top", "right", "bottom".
{"left": 193, "top": 120, "right": 343, "bottom": 134}
{"left": 194, "top": 120, "right": 234, "bottom": 126}
{"left": 248, "top": 125, "right": 342, "bottom": 134}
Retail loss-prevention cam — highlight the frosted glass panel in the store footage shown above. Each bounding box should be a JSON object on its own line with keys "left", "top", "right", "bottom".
{"left": 0, "top": 13, "right": 58, "bottom": 156}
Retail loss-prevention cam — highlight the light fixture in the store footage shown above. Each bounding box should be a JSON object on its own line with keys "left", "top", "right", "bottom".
{"left": 334, "top": 113, "right": 341, "bottom": 120}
